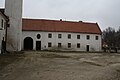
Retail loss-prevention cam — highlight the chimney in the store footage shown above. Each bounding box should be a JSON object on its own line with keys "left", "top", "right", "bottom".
{"left": 79, "top": 21, "right": 82, "bottom": 22}
{"left": 60, "top": 19, "right": 62, "bottom": 21}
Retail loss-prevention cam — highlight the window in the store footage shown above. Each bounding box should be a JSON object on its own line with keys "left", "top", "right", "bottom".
{"left": 96, "top": 36, "right": 99, "bottom": 40}
{"left": 48, "top": 42, "right": 52, "bottom": 47}
{"left": 48, "top": 33, "right": 52, "bottom": 38}
{"left": 1, "top": 19, "right": 3, "bottom": 28}
{"left": 77, "top": 35, "right": 80, "bottom": 39}
{"left": 37, "top": 34, "right": 41, "bottom": 39}
{"left": 68, "top": 43, "right": 71, "bottom": 48}
{"left": 4, "top": 22, "right": 6, "bottom": 29}
{"left": 86, "top": 35, "right": 90, "bottom": 40}
{"left": 68, "top": 34, "right": 71, "bottom": 39}
{"left": 77, "top": 43, "right": 80, "bottom": 48}
{"left": 58, "top": 34, "right": 62, "bottom": 38}
{"left": 58, "top": 43, "right": 62, "bottom": 48}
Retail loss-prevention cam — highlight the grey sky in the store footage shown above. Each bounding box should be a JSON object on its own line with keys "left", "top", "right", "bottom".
{"left": 0, "top": 0, "right": 120, "bottom": 30}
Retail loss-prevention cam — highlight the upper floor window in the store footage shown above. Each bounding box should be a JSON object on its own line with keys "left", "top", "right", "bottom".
{"left": 68, "top": 34, "right": 71, "bottom": 39}
{"left": 48, "top": 33, "right": 52, "bottom": 38}
{"left": 37, "top": 34, "right": 41, "bottom": 39}
{"left": 86, "top": 35, "right": 90, "bottom": 40}
{"left": 77, "top": 35, "right": 80, "bottom": 39}
{"left": 96, "top": 36, "right": 99, "bottom": 40}
{"left": 58, "top": 34, "right": 62, "bottom": 38}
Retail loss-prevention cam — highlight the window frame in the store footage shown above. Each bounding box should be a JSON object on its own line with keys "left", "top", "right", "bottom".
{"left": 58, "top": 43, "right": 62, "bottom": 48}
{"left": 77, "top": 43, "right": 80, "bottom": 48}
{"left": 86, "top": 35, "right": 90, "bottom": 40}
{"left": 95, "top": 36, "right": 99, "bottom": 40}
{"left": 77, "top": 35, "right": 80, "bottom": 39}
{"left": 37, "top": 34, "right": 41, "bottom": 39}
{"left": 48, "top": 42, "right": 52, "bottom": 47}
{"left": 58, "top": 34, "right": 62, "bottom": 39}
{"left": 48, "top": 33, "right": 52, "bottom": 38}
{"left": 68, "top": 34, "right": 71, "bottom": 39}
{"left": 68, "top": 43, "right": 71, "bottom": 48}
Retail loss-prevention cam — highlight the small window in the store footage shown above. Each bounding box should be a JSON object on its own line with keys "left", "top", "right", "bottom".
{"left": 77, "top": 35, "right": 80, "bottom": 39}
{"left": 86, "top": 35, "right": 90, "bottom": 40}
{"left": 37, "top": 34, "right": 41, "bottom": 39}
{"left": 68, "top": 34, "right": 71, "bottom": 39}
{"left": 77, "top": 43, "right": 80, "bottom": 48}
{"left": 58, "top": 43, "right": 62, "bottom": 48}
{"left": 68, "top": 43, "right": 71, "bottom": 48}
{"left": 58, "top": 34, "right": 62, "bottom": 38}
{"left": 96, "top": 36, "right": 99, "bottom": 40}
{"left": 48, "top": 42, "right": 52, "bottom": 47}
{"left": 1, "top": 19, "right": 4, "bottom": 28}
{"left": 48, "top": 33, "right": 52, "bottom": 38}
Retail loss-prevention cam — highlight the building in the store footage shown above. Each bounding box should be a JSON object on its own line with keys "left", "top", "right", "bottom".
{"left": 0, "top": 9, "right": 8, "bottom": 54}
{"left": 0, "top": 0, "right": 102, "bottom": 53}
{"left": 0, "top": 0, "right": 22, "bottom": 54}
{"left": 5, "top": 0, "right": 22, "bottom": 51}
{"left": 22, "top": 19, "right": 102, "bottom": 52}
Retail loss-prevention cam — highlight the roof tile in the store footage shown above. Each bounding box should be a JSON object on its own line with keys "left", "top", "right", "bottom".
{"left": 22, "top": 18, "right": 102, "bottom": 34}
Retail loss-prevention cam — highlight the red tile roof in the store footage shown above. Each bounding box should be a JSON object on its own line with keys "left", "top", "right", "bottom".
{"left": 22, "top": 18, "right": 102, "bottom": 34}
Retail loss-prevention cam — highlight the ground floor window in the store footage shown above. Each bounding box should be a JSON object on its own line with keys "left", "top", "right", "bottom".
{"left": 77, "top": 43, "right": 80, "bottom": 48}
{"left": 68, "top": 43, "right": 71, "bottom": 48}
{"left": 58, "top": 43, "right": 62, "bottom": 48}
{"left": 48, "top": 42, "right": 52, "bottom": 47}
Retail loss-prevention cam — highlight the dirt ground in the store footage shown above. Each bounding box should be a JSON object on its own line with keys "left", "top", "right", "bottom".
{"left": 0, "top": 51, "right": 120, "bottom": 80}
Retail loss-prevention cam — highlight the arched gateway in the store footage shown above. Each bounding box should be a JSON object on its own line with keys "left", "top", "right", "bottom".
{"left": 24, "top": 37, "right": 33, "bottom": 50}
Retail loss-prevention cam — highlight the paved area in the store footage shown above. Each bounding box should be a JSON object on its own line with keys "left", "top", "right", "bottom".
{"left": 0, "top": 51, "right": 120, "bottom": 80}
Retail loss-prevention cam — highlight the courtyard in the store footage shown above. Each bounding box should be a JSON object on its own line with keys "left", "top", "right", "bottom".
{"left": 0, "top": 51, "right": 120, "bottom": 80}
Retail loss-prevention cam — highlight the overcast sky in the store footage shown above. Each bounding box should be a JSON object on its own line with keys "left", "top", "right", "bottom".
{"left": 0, "top": 0, "right": 120, "bottom": 31}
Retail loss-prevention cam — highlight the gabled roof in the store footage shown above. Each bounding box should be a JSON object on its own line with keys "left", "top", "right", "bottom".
{"left": 0, "top": 8, "right": 8, "bottom": 20}
{"left": 22, "top": 18, "right": 102, "bottom": 34}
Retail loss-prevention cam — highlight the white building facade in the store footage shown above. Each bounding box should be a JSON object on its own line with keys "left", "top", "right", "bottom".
{"left": 0, "top": 10, "right": 8, "bottom": 54}
{"left": 22, "top": 31, "right": 101, "bottom": 52}
{"left": 5, "top": 0, "right": 23, "bottom": 51}
{"left": 22, "top": 19, "right": 102, "bottom": 52}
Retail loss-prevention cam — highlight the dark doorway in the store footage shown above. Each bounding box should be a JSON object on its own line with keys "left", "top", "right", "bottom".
{"left": 86, "top": 45, "right": 90, "bottom": 52}
{"left": 36, "top": 41, "right": 41, "bottom": 50}
{"left": 24, "top": 37, "right": 33, "bottom": 50}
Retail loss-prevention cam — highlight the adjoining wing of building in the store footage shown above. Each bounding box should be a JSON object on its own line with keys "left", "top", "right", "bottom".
{"left": 0, "top": 9, "right": 9, "bottom": 54}
{"left": 22, "top": 18, "right": 102, "bottom": 52}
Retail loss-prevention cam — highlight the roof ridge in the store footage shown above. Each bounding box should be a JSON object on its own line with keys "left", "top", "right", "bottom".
{"left": 22, "top": 18, "right": 97, "bottom": 24}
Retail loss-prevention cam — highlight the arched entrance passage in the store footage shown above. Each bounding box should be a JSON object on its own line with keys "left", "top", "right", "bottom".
{"left": 24, "top": 37, "right": 33, "bottom": 50}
